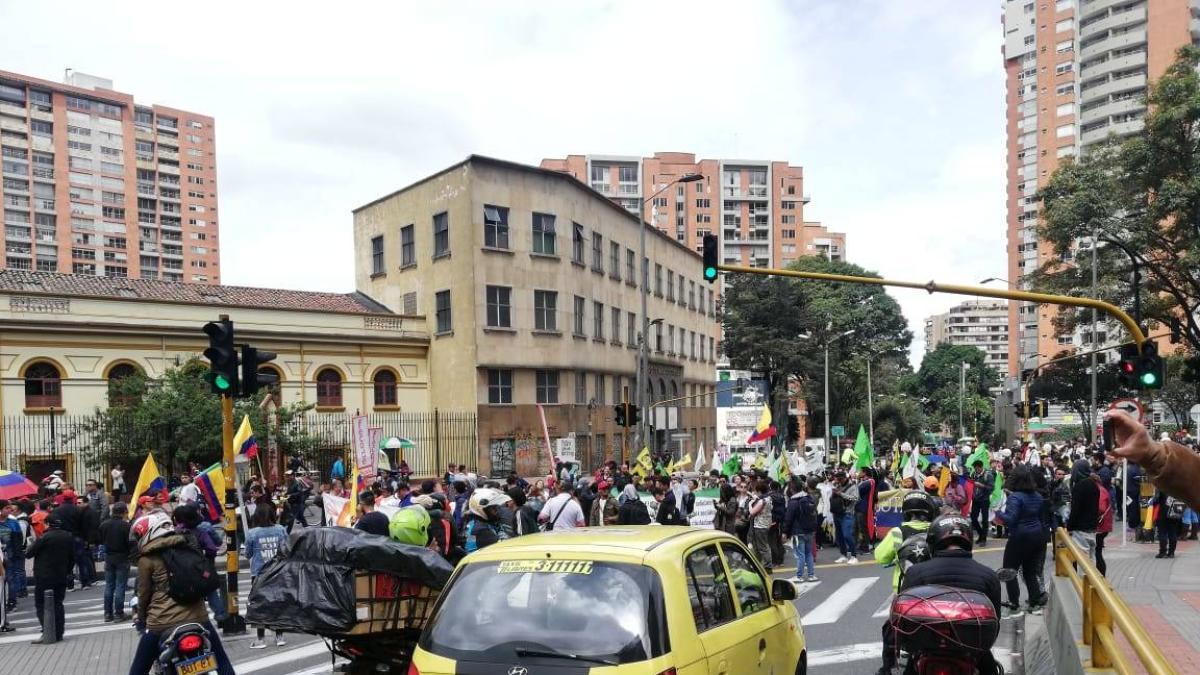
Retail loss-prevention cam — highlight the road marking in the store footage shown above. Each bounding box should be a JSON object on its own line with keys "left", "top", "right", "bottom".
{"left": 801, "top": 577, "right": 877, "bottom": 625}
{"left": 807, "top": 641, "right": 881, "bottom": 667}
{"left": 236, "top": 642, "right": 329, "bottom": 673}
{"left": 9, "top": 609, "right": 107, "bottom": 624}
{"left": 0, "top": 620, "right": 132, "bottom": 645}
{"left": 872, "top": 593, "right": 895, "bottom": 618}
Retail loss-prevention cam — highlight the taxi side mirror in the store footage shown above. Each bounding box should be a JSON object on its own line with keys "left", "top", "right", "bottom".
{"left": 771, "top": 578, "right": 797, "bottom": 602}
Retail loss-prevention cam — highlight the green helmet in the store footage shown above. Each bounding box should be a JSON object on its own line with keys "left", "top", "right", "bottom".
{"left": 387, "top": 505, "right": 430, "bottom": 546}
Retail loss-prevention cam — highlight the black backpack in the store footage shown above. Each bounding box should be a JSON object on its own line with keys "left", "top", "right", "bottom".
{"left": 160, "top": 534, "right": 220, "bottom": 603}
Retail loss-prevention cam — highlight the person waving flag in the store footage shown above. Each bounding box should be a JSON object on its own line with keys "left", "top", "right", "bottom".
{"left": 233, "top": 415, "right": 258, "bottom": 463}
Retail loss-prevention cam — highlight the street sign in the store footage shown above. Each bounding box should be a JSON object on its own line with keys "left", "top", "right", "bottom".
{"left": 831, "top": 425, "right": 845, "bottom": 437}
{"left": 555, "top": 437, "right": 577, "bottom": 462}
{"left": 1108, "top": 398, "right": 1145, "bottom": 422}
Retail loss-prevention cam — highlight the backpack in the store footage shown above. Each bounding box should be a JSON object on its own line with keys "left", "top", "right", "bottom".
{"left": 797, "top": 496, "right": 818, "bottom": 532}
{"left": 1166, "top": 496, "right": 1186, "bottom": 520}
{"left": 895, "top": 526, "right": 933, "bottom": 588}
{"left": 830, "top": 492, "right": 846, "bottom": 516}
{"left": 159, "top": 535, "right": 221, "bottom": 603}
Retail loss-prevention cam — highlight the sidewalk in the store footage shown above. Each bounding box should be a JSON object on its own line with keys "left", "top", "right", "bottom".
{"left": 1101, "top": 534, "right": 1200, "bottom": 673}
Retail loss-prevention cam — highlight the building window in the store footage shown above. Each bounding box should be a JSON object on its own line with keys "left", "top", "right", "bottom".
{"left": 487, "top": 369, "right": 513, "bottom": 404}
{"left": 534, "top": 290, "right": 558, "bottom": 331}
{"left": 626, "top": 249, "right": 636, "bottom": 284}
{"left": 486, "top": 285, "right": 512, "bottom": 328}
{"left": 610, "top": 242, "right": 621, "bottom": 278}
{"left": 688, "top": 281, "right": 696, "bottom": 310}
{"left": 573, "top": 295, "right": 586, "bottom": 335}
{"left": 400, "top": 225, "right": 415, "bottom": 267}
{"left": 611, "top": 307, "right": 621, "bottom": 343}
{"left": 484, "top": 205, "right": 509, "bottom": 249}
{"left": 593, "top": 301, "right": 604, "bottom": 339}
{"left": 24, "top": 361, "right": 62, "bottom": 408}
{"left": 576, "top": 371, "right": 587, "bottom": 404}
{"left": 696, "top": 198, "right": 710, "bottom": 209}
{"left": 678, "top": 276, "right": 685, "bottom": 305}
{"left": 432, "top": 212, "right": 449, "bottom": 258}
{"left": 572, "top": 223, "right": 584, "bottom": 263}
{"left": 668, "top": 325, "right": 675, "bottom": 354}
{"left": 435, "top": 290, "right": 452, "bottom": 333}
{"left": 536, "top": 370, "right": 559, "bottom": 404}
{"left": 370, "top": 235, "right": 385, "bottom": 275}
{"left": 316, "top": 368, "right": 342, "bottom": 407}
{"left": 591, "top": 232, "right": 603, "bottom": 271}
{"left": 107, "top": 362, "right": 143, "bottom": 407}
{"left": 628, "top": 311, "right": 636, "bottom": 346}
{"left": 531, "top": 212, "right": 556, "bottom": 255}
{"left": 665, "top": 269, "right": 673, "bottom": 300}
{"left": 373, "top": 370, "right": 398, "bottom": 406}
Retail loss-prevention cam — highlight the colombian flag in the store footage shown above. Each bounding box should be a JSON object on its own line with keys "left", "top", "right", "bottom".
{"left": 132, "top": 454, "right": 167, "bottom": 517}
{"left": 232, "top": 415, "right": 258, "bottom": 463}
{"left": 746, "top": 405, "right": 776, "bottom": 444}
{"left": 195, "top": 462, "right": 225, "bottom": 523}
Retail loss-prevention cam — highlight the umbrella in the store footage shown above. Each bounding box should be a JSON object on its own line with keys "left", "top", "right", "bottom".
{"left": 0, "top": 470, "right": 39, "bottom": 500}
{"left": 381, "top": 436, "right": 415, "bottom": 450}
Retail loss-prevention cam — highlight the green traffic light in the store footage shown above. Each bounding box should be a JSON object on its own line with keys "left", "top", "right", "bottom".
{"left": 214, "top": 374, "right": 231, "bottom": 391}
{"left": 704, "top": 266, "right": 717, "bottom": 280}
{"left": 1140, "top": 372, "right": 1158, "bottom": 386}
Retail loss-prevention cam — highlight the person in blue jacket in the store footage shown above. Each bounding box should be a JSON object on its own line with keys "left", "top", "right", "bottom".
{"left": 996, "top": 464, "right": 1047, "bottom": 613}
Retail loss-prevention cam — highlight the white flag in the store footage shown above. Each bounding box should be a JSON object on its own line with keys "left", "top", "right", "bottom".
{"left": 695, "top": 444, "right": 706, "bottom": 474}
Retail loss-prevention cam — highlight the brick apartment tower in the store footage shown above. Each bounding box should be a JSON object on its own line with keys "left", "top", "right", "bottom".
{"left": 0, "top": 70, "right": 219, "bottom": 283}
{"left": 1002, "top": 0, "right": 1196, "bottom": 378}
{"left": 540, "top": 152, "right": 846, "bottom": 268}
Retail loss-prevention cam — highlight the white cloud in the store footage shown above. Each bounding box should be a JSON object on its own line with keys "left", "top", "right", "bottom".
{"left": 3, "top": 0, "right": 1007, "bottom": 367}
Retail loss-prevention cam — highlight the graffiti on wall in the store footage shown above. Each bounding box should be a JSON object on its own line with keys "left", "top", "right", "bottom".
{"left": 489, "top": 438, "right": 515, "bottom": 475}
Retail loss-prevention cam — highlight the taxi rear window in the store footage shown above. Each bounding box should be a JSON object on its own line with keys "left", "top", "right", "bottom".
{"left": 422, "top": 559, "right": 669, "bottom": 665}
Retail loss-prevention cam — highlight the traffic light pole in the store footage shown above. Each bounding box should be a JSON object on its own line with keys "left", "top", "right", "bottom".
{"left": 220, "top": 394, "right": 246, "bottom": 634}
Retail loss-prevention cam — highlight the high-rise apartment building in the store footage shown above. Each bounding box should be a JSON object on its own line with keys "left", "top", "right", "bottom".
{"left": 539, "top": 152, "right": 846, "bottom": 268}
{"left": 924, "top": 300, "right": 1011, "bottom": 375}
{"left": 1001, "top": 0, "right": 1196, "bottom": 377}
{"left": 0, "top": 70, "right": 219, "bottom": 283}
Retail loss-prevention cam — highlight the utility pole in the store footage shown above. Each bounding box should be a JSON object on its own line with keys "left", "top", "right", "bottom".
{"left": 959, "top": 362, "right": 969, "bottom": 439}
{"left": 1090, "top": 228, "right": 1099, "bottom": 439}
{"left": 866, "top": 356, "right": 874, "bottom": 448}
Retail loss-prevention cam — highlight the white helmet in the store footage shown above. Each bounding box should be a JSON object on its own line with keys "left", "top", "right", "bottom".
{"left": 131, "top": 512, "right": 174, "bottom": 550}
{"left": 468, "top": 487, "right": 512, "bottom": 519}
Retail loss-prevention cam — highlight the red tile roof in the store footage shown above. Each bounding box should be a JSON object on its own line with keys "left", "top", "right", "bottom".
{"left": 0, "top": 270, "right": 393, "bottom": 315}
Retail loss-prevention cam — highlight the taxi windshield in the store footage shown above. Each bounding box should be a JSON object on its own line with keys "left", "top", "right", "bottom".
{"left": 423, "top": 559, "right": 669, "bottom": 665}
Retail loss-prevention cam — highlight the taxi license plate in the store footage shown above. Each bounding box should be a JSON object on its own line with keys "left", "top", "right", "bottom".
{"left": 176, "top": 653, "right": 216, "bottom": 675}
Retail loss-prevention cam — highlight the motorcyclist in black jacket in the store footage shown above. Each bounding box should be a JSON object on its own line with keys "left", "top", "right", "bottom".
{"left": 895, "top": 514, "right": 1003, "bottom": 675}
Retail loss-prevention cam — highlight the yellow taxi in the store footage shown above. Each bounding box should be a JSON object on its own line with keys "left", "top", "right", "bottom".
{"left": 410, "top": 526, "right": 807, "bottom": 674}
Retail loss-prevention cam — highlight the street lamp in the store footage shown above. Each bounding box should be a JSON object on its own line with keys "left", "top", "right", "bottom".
{"left": 636, "top": 173, "right": 704, "bottom": 452}
{"left": 959, "top": 362, "right": 970, "bottom": 439}
{"left": 801, "top": 327, "right": 855, "bottom": 460}
{"left": 979, "top": 277, "right": 1014, "bottom": 287}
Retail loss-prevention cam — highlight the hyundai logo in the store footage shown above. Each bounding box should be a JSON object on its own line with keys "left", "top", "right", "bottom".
{"left": 508, "top": 667, "right": 529, "bottom": 675}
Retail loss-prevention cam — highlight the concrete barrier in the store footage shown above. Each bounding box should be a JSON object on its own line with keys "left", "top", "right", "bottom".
{"left": 1042, "top": 575, "right": 1116, "bottom": 675}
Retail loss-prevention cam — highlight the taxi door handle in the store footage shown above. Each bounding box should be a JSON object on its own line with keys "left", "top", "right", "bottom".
{"left": 718, "top": 658, "right": 728, "bottom": 674}
{"left": 759, "top": 638, "right": 767, "bottom": 651}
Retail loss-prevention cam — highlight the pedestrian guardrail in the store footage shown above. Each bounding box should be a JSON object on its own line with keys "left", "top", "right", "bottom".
{"left": 1053, "top": 527, "right": 1174, "bottom": 674}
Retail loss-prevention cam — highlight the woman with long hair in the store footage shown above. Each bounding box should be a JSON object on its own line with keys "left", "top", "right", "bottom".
{"left": 996, "top": 465, "right": 1047, "bottom": 613}
{"left": 713, "top": 483, "right": 738, "bottom": 535}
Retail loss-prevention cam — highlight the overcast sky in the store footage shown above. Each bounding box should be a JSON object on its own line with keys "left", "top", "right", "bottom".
{"left": 2, "top": 0, "right": 1007, "bottom": 366}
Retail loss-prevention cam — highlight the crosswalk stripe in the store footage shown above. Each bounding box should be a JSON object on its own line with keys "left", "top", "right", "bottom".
{"left": 871, "top": 593, "right": 894, "bottom": 619}
{"left": 0, "top": 620, "right": 132, "bottom": 645}
{"left": 235, "top": 642, "right": 329, "bottom": 673}
{"left": 801, "top": 577, "right": 877, "bottom": 626}
{"left": 807, "top": 641, "right": 881, "bottom": 667}
{"left": 792, "top": 580, "right": 822, "bottom": 599}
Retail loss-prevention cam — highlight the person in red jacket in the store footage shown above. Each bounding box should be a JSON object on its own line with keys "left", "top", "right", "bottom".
{"left": 1095, "top": 474, "right": 1113, "bottom": 576}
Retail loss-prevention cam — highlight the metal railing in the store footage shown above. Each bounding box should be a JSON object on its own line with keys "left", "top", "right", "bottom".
{"left": 1053, "top": 527, "right": 1175, "bottom": 674}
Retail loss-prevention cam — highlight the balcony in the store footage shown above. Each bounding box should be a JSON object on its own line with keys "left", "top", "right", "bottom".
{"left": 158, "top": 148, "right": 179, "bottom": 162}
{"left": 1081, "top": 52, "right": 1148, "bottom": 82}
{"left": 0, "top": 100, "right": 27, "bottom": 117}
{"left": 1080, "top": 95, "right": 1143, "bottom": 125}
{"left": 35, "top": 198, "right": 55, "bottom": 211}
{"left": 137, "top": 183, "right": 156, "bottom": 196}
{"left": 1080, "top": 72, "right": 1146, "bottom": 104}
{"left": 135, "top": 126, "right": 155, "bottom": 141}
{"left": 4, "top": 195, "right": 29, "bottom": 208}
{"left": 29, "top": 106, "right": 52, "bottom": 122}
{"left": 159, "top": 174, "right": 180, "bottom": 186}
{"left": 0, "top": 117, "right": 28, "bottom": 133}
{"left": 4, "top": 226, "right": 31, "bottom": 240}
{"left": 617, "top": 183, "right": 639, "bottom": 196}
{"left": 591, "top": 183, "right": 611, "bottom": 195}
{"left": 136, "top": 158, "right": 157, "bottom": 172}
{"left": 1079, "top": 6, "right": 1146, "bottom": 39}
{"left": 1080, "top": 28, "right": 1147, "bottom": 61}
{"left": 157, "top": 163, "right": 180, "bottom": 176}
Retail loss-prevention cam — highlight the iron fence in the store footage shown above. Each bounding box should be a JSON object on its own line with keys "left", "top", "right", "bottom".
{"left": 1, "top": 410, "right": 477, "bottom": 490}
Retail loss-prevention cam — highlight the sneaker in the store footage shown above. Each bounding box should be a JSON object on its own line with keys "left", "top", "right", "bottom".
{"left": 848, "top": 557, "right": 859, "bottom": 564}
{"left": 249, "top": 641, "right": 267, "bottom": 650}
{"left": 807, "top": 575, "right": 819, "bottom": 583}
{"left": 1025, "top": 604, "right": 1044, "bottom": 615}
{"left": 104, "top": 615, "right": 114, "bottom": 623}
{"left": 275, "top": 635, "right": 287, "bottom": 647}
{"left": 1156, "top": 552, "right": 1167, "bottom": 559}
{"left": 1003, "top": 605, "right": 1024, "bottom": 618}
{"left": 114, "top": 613, "right": 128, "bottom": 622}
{"left": 835, "top": 556, "right": 847, "bottom": 564}
{"left": 793, "top": 575, "right": 806, "bottom": 583}
{"left": 1167, "top": 553, "right": 1176, "bottom": 559}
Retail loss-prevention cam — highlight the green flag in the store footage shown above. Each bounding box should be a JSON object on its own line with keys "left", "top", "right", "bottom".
{"left": 966, "top": 443, "right": 990, "bottom": 470}
{"left": 721, "top": 455, "right": 741, "bottom": 477}
{"left": 990, "top": 470, "right": 1005, "bottom": 509}
{"left": 853, "top": 424, "right": 873, "bottom": 470}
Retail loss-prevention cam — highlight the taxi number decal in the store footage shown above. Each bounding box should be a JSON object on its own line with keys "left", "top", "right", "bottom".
{"left": 497, "top": 559, "right": 593, "bottom": 575}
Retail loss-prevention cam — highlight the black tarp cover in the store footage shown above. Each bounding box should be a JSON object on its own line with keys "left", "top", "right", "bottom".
{"left": 246, "top": 527, "right": 454, "bottom": 634}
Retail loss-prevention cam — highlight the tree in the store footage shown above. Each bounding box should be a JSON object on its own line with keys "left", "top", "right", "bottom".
{"left": 720, "top": 256, "right": 912, "bottom": 443}
{"left": 78, "top": 358, "right": 316, "bottom": 473}
{"left": 1160, "top": 353, "right": 1199, "bottom": 431}
{"left": 909, "top": 343, "right": 999, "bottom": 439}
{"left": 1026, "top": 350, "right": 1120, "bottom": 440}
{"left": 1036, "top": 46, "right": 1200, "bottom": 352}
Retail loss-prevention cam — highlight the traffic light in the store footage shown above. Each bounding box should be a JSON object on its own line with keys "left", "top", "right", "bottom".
{"left": 239, "top": 345, "right": 278, "bottom": 398}
{"left": 1117, "top": 343, "right": 1139, "bottom": 389}
{"left": 1013, "top": 403, "right": 1026, "bottom": 419}
{"left": 1135, "top": 341, "right": 1164, "bottom": 389}
{"left": 1034, "top": 400, "right": 1047, "bottom": 418}
{"left": 702, "top": 234, "right": 719, "bottom": 283}
{"left": 202, "top": 319, "right": 238, "bottom": 396}
{"left": 629, "top": 405, "right": 641, "bottom": 428}
{"left": 1183, "top": 355, "right": 1200, "bottom": 384}
{"left": 614, "top": 404, "right": 627, "bottom": 427}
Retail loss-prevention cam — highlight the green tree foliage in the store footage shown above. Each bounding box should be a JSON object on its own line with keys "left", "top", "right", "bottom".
{"left": 720, "top": 256, "right": 912, "bottom": 441}
{"left": 79, "top": 358, "right": 316, "bottom": 473}
{"left": 1026, "top": 350, "right": 1120, "bottom": 440}
{"left": 1035, "top": 46, "right": 1200, "bottom": 352}
{"left": 1159, "top": 353, "right": 1199, "bottom": 431}
{"left": 909, "top": 343, "right": 999, "bottom": 439}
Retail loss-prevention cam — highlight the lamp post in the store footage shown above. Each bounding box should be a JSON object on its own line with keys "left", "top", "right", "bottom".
{"left": 636, "top": 173, "right": 704, "bottom": 452}
{"left": 865, "top": 354, "right": 876, "bottom": 448}
{"left": 959, "top": 362, "right": 970, "bottom": 439}
{"left": 802, "top": 328, "right": 855, "bottom": 458}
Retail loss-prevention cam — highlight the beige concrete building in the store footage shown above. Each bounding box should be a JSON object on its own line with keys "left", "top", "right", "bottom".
{"left": 923, "top": 300, "right": 1010, "bottom": 375}
{"left": 354, "top": 155, "right": 719, "bottom": 475}
{"left": 1001, "top": 0, "right": 1196, "bottom": 377}
{"left": 539, "top": 152, "right": 847, "bottom": 269}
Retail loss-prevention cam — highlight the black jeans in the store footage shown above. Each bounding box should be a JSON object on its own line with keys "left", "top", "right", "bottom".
{"left": 970, "top": 500, "right": 990, "bottom": 542}
{"left": 855, "top": 510, "right": 871, "bottom": 550}
{"left": 768, "top": 524, "right": 785, "bottom": 566}
{"left": 1002, "top": 531, "right": 1046, "bottom": 607}
{"left": 1159, "top": 520, "right": 1181, "bottom": 556}
{"left": 1095, "top": 532, "right": 1108, "bottom": 576}
{"left": 34, "top": 581, "right": 66, "bottom": 640}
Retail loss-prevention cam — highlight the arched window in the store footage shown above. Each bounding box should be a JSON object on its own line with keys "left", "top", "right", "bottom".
{"left": 373, "top": 369, "right": 398, "bottom": 406}
{"left": 107, "top": 363, "right": 143, "bottom": 407}
{"left": 670, "top": 381, "right": 679, "bottom": 400}
{"left": 316, "top": 368, "right": 343, "bottom": 407}
{"left": 658, "top": 378, "right": 667, "bottom": 403}
{"left": 24, "top": 361, "right": 62, "bottom": 408}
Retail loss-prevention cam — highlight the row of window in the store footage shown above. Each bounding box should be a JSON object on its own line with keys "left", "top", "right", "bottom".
{"left": 485, "top": 368, "right": 715, "bottom": 407}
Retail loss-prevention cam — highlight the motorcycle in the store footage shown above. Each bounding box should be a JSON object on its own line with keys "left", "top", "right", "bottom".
{"left": 152, "top": 622, "right": 218, "bottom": 675}
{"left": 888, "top": 569, "right": 1018, "bottom": 675}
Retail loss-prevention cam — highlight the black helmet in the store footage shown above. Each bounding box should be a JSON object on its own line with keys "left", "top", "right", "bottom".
{"left": 927, "top": 514, "right": 974, "bottom": 554}
{"left": 901, "top": 491, "right": 937, "bottom": 522}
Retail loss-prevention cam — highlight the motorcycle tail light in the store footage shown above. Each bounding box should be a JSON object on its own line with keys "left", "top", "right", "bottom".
{"left": 894, "top": 597, "right": 996, "bottom": 621}
{"left": 920, "top": 657, "right": 971, "bottom": 675}
{"left": 178, "top": 634, "right": 203, "bottom": 653}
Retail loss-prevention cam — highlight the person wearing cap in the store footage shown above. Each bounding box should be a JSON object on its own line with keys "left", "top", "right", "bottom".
{"left": 25, "top": 514, "right": 75, "bottom": 643}
{"left": 355, "top": 492, "right": 390, "bottom": 537}
{"left": 588, "top": 481, "right": 618, "bottom": 527}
